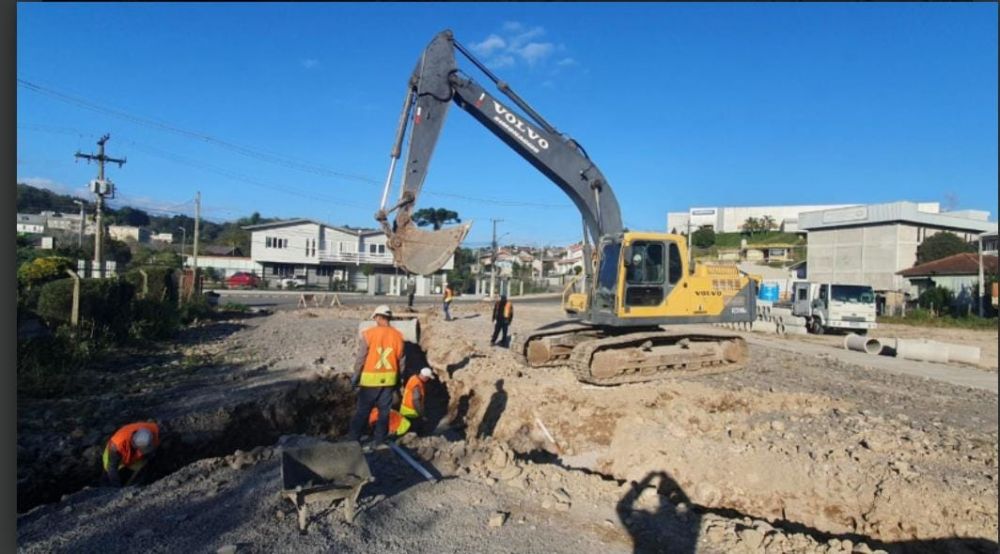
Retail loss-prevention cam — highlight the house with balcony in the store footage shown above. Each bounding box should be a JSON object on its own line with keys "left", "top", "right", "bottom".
{"left": 243, "top": 219, "right": 453, "bottom": 292}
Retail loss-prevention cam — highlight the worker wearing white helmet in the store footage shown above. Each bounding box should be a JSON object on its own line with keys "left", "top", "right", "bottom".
{"left": 348, "top": 305, "right": 406, "bottom": 449}
{"left": 102, "top": 422, "right": 160, "bottom": 487}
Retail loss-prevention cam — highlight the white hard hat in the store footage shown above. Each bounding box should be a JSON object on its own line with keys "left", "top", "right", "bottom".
{"left": 372, "top": 305, "right": 393, "bottom": 319}
{"left": 419, "top": 367, "right": 437, "bottom": 380}
{"left": 132, "top": 428, "right": 154, "bottom": 454}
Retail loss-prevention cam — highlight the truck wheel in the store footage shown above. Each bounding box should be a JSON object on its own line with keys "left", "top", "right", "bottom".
{"left": 809, "top": 319, "right": 825, "bottom": 335}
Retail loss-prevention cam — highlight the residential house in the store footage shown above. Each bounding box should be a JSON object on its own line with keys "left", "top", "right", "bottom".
{"left": 243, "top": 219, "right": 453, "bottom": 292}
{"left": 16, "top": 213, "right": 46, "bottom": 234}
{"left": 151, "top": 232, "right": 174, "bottom": 244}
{"left": 897, "top": 253, "right": 999, "bottom": 312}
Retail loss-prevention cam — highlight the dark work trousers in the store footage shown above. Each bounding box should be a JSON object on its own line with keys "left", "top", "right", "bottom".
{"left": 348, "top": 386, "right": 394, "bottom": 444}
{"left": 491, "top": 319, "right": 510, "bottom": 346}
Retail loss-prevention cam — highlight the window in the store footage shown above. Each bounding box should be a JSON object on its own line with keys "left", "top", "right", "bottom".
{"left": 668, "top": 243, "right": 682, "bottom": 285}
{"left": 831, "top": 285, "right": 875, "bottom": 304}
{"left": 378, "top": 244, "right": 386, "bottom": 254}
{"left": 266, "top": 236, "right": 273, "bottom": 248}
{"left": 369, "top": 244, "right": 377, "bottom": 254}
{"left": 317, "top": 266, "right": 332, "bottom": 277}
{"left": 625, "top": 241, "right": 668, "bottom": 307}
{"left": 273, "top": 264, "right": 294, "bottom": 277}
{"left": 797, "top": 287, "right": 808, "bottom": 301}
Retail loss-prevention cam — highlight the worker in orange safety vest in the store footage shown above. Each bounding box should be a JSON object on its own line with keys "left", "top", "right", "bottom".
{"left": 490, "top": 295, "right": 514, "bottom": 347}
{"left": 442, "top": 284, "right": 455, "bottom": 321}
{"left": 102, "top": 421, "right": 160, "bottom": 487}
{"left": 348, "top": 305, "right": 405, "bottom": 448}
{"left": 368, "top": 407, "right": 411, "bottom": 437}
{"left": 400, "top": 366, "right": 436, "bottom": 425}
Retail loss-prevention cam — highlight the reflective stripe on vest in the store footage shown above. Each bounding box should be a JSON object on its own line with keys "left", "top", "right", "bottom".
{"left": 400, "top": 375, "right": 425, "bottom": 418}
{"left": 360, "top": 325, "right": 403, "bottom": 387}
{"left": 368, "top": 408, "right": 412, "bottom": 436}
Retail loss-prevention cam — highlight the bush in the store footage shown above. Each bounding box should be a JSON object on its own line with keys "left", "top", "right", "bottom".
{"left": 17, "top": 327, "right": 90, "bottom": 398}
{"left": 37, "top": 277, "right": 136, "bottom": 343}
{"left": 130, "top": 297, "right": 180, "bottom": 341}
{"left": 180, "top": 294, "right": 214, "bottom": 324}
{"left": 692, "top": 226, "right": 716, "bottom": 249}
{"left": 17, "top": 256, "right": 75, "bottom": 288}
{"left": 917, "top": 286, "right": 954, "bottom": 315}
{"left": 124, "top": 267, "right": 178, "bottom": 304}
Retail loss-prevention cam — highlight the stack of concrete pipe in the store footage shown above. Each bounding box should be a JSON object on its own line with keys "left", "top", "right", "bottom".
{"left": 842, "top": 334, "right": 982, "bottom": 365}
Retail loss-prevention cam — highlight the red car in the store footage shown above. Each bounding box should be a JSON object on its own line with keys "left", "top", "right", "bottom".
{"left": 226, "top": 272, "right": 261, "bottom": 289}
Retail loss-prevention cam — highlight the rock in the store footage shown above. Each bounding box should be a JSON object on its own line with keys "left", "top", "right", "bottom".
{"left": 217, "top": 546, "right": 238, "bottom": 554}
{"left": 488, "top": 511, "right": 507, "bottom": 528}
{"left": 553, "top": 488, "right": 571, "bottom": 504}
{"left": 770, "top": 420, "right": 786, "bottom": 432}
{"left": 499, "top": 464, "right": 523, "bottom": 482}
{"left": 554, "top": 500, "right": 571, "bottom": 512}
{"left": 738, "top": 528, "right": 765, "bottom": 549}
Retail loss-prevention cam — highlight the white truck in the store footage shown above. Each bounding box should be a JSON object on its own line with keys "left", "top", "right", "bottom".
{"left": 789, "top": 281, "right": 877, "bottom": 335}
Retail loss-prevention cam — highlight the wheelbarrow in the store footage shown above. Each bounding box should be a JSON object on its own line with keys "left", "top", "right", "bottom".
{"left": 280, "top": 440, "right": 372, "bottom": 532}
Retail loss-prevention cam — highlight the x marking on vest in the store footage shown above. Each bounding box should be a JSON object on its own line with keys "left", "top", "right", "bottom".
{"left": 375, "top": 346, "right": 394, "bottom": 370}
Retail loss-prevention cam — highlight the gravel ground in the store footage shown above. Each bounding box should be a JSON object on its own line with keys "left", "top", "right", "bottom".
{"left": 16, "top": 301, "right": 1000, "bottom": 553}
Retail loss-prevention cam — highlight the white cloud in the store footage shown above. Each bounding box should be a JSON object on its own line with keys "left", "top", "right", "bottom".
{"left": 300, "top": 58, "right": 320, "bottom": 70}
{"left": 19, "top": 177, "right": 88, "bottom": 198}
{"left": 515, "top": 42, "right": 554, "bottom": 66}
{"left": 468, "top": 22, "right": 571, "bottom": 71}
{"left": 470, "top": 34, "right": 506, "bottom": 57}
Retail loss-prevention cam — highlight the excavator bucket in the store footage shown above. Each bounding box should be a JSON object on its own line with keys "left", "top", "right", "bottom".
{"left": 387, "top": 219, "right": 471, "bottom": 276}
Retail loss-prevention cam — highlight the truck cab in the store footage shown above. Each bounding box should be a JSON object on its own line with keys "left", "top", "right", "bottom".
{"left": 791, "top": 281, "right": 877, "bottom": 334}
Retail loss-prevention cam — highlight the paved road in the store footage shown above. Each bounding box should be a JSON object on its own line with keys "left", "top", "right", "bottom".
{"left": 210, "top": 289, "right": 562, "bottom": 310}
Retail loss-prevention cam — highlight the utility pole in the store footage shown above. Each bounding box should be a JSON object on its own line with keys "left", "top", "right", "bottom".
{"left": 978, "top": 234, "right": 985, "bottom": 317}
{"left": 75, "top": 134, "right": 126, "bottom": 278}
{"left": 73, "top": 200, "right": 85, "bottom": 247}
{"left": 192, "top": 191, "right": 201, "bottom": 299}
{"left": 490, "top": 218, "right": 503, "bottom": 299}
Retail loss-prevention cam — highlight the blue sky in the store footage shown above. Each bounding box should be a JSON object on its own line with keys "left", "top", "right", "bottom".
{"left": 18, "top": 3, "right": 998, "bottom": 247}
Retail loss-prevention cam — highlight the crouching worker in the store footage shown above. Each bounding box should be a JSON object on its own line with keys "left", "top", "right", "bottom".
{"left": 400, "top": 366, "right": 436, "bottom": 433}
{"left": 368, "top": 408, "right": 411, "bottom": 437}
{"left": 102, "top": 422, "right": 160, "bottom": 487}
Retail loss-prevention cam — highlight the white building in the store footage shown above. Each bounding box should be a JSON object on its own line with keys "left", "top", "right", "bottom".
{"left": 108, "top": 225, "right": 150, "bottom": 244}
{"left": 243, "top": 219, "right": 454, "bottom": 293}
{"left": 800, "top": 201, "right": 997, "bottom": 294}
{"left": 16, "top": 213, "right": 46, "bottom": 234}
{"left": 182, "top": 255, "right": 261, "bottom": 278}
{"left": 151, "top": 232, "right": 174, "bottom": 244}
{"left": 668, "top": 203, "right": 863, "bottom": 234}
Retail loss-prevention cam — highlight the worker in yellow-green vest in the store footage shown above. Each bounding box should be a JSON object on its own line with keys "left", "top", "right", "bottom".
{"left": 349, "top": 305, "right": 405, "bottom": 449}
{"left": 443, "top": 284, "right": 455, "bottom": 321}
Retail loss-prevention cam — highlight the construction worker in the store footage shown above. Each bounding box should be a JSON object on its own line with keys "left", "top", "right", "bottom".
{"left": 102, "top": 422, "right": 160, "bottom": 487}
{"left": 349, "top": 305, "right": 405, "bottom": 449}
{"left": 443, "top": 283, "right": 454, "bottom": 321}
{"left": 401, "top": 366, "right": 436, "bottom": 421}
{"left": 490, "top": 294, "right": 514, "bottom": 347}
{"left": 368, "top": 408, "right": 411, "bottom": 437}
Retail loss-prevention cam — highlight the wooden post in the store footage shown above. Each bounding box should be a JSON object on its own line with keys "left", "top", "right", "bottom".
{"left": 65, "top": 269, "right": 81, "bottom": 327}
{"left": 137, "top": 269, "right": 149, "bottom": 299}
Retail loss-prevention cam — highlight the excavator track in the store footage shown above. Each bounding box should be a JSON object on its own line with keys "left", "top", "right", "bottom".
{"left": 514, "top": 326, "right": 748, "bottom": 386}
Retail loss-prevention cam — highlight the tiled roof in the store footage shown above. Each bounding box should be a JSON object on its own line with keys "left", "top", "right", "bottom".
{"left": 897, "top": 253, "right": 998, "bottom": 277}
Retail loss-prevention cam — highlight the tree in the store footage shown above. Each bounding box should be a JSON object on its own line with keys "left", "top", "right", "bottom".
{"left": 115, "top": 207, "right": 151, "bottom": 227}
{"left": 741, "top": 217, "right": 761, "bottom": 235}
{"left": 759, "top": 215, "right": 777, "bottom": 232}
{"left": 916, "top": 232, "right": 975, "bottom": 265}
{"left": 691, "top": 226, "right": 716, "bottom": 249}
{"left": 413, "top": 208, "right": 461, "bottom": 230}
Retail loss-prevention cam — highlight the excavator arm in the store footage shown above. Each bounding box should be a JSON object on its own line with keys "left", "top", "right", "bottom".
{"left": 378, "top": 29, "right": 623, "bottom": 276}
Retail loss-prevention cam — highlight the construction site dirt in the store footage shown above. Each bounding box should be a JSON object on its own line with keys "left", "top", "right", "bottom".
{"left": 16, "top": 301, "right": 999, "bottom": 553}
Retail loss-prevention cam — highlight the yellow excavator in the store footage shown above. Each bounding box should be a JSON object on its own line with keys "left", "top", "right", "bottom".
{"left": 376, "top": 30, "right": 759, "bottom": 385}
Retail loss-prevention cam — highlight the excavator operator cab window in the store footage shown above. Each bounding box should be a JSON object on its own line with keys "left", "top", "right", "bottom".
{"left": 625, "top": 241, "right": 666, "bottom": 307}
{"left": 668, "top": 243, "right": 682, "bottom": 285}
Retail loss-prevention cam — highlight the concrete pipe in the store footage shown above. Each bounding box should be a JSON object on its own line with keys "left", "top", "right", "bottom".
{"left": 844, "top": 333, "right": 883, "bottom": 355}
{"left": 944, "top": 343, "right": 982, "bottom": 365}
{"left": 895, "top": 338, "right": 950, "bottom": 364}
